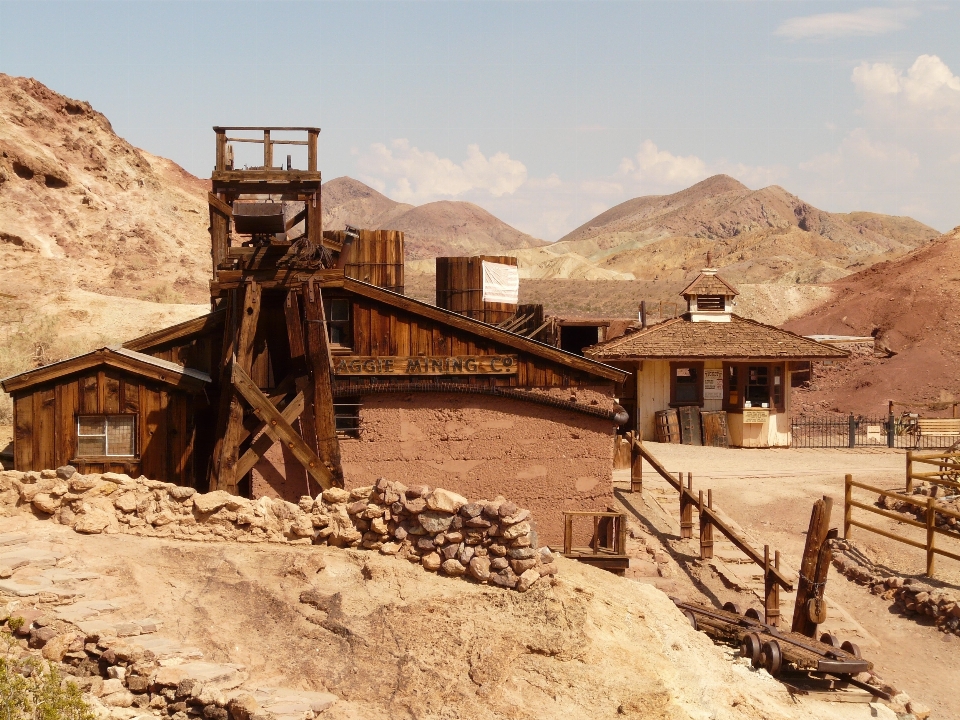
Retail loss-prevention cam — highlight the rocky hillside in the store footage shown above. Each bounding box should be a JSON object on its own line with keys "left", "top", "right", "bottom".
{"left": 554, "top": 175, "right": 940, "bottom": 285}
{"left": 0, "top": 74, "right": 210, "bottom": 304}
{"left": 322, "top": 176, "right": 547, "bottom": 259}
{"left": 786, "top": 226, "right": 960, "bottom": 415}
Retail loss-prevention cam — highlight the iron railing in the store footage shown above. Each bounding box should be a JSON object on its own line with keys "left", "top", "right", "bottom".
{"left": 791, "top": 414, "right": 960, "bottom": 449}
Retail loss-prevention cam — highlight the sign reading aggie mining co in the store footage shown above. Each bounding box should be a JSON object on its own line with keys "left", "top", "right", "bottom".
{"left": 334, "top": 355, "right": 519, "bottom": 376}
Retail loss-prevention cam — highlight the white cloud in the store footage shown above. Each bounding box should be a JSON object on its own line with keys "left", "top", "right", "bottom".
{"left": 356, "top": 139, "right": 527, "bottom": 203}
{"left": 800, "top": 128, "right": 920, "bottom": 176}
{"left": 775, "top": 7, "right": 915, "bottom": 40}
{"left": 618, "top": 140, "right": 707, "bottom": 188}
{"left": 853, "top": 54, "right": 960, "bottom": 112}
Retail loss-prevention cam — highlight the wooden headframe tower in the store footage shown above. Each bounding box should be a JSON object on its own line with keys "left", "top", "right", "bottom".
{"left": 207, "top": 126, "right": 344, "bottom": 496}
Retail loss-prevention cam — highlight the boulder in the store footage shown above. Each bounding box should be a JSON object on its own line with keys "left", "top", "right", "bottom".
{"left": 468, "top": 556, "right": 491, "bottom": 582}
{"left": 517, "top": 569, "right": 540, "bottom": 592}
{"left": 426, "top": 488, "right": 468, "bottom": 514}
{"left": 490, "top": 568, "right": 518, "bottom": 589}
{"left": 321, "top": 488, "right": 350, "bottom": 504}
{"left": 502, "top": 521, "right": 530, "bottom": 541}
{"left": 74, "top": 509, "right": 112, "bottom": 534}
{"left": 227, "top": 694, "right": 260, "bottom": 720}
{"left": 379, "top": 542, "right": 400, "bottom": 555}
{"left": 169, "top": 486, "right": 196, "bottom": 501}
{"left": 31, "top": 493, "right": 60, "bottom": 515}
{"left": 422, "top": 552, "right": 442, "bottom": 572}
{"left": 56, "top": 465, "right": 77, "bottom": 480}
{"left": 418, "top": 510, "right": 454, "bottom": 534}
{"left": 441, "top": 559, "right": 466, "bottom": 576}
{"left": 193, "top": 491, "right": 232, "bottom": 515}
{"left": 114, "top": 492, "right": 139, "bottom": 513}
{"left": 100, "top": 472, "right": 130, "bottom": 484}
{"left": 69, "top": 474, "right": 99, "bottom": 492}
{"left": 102, "top": 690, "right": 135, "bottom": 708}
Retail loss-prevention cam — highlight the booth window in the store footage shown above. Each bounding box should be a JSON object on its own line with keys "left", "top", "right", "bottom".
{"left": 325, "top": 298, "right": 352, "bottom": 347}
{"left": 670, "top": 362, "right": 703, "bottom": 406}
{"left": 745, "top": 366, "right": 770, "bottom": 407}
{"left": 723, "top": 363, "right": 786, "bottom": 411}
{"left": 77, "top": 415, "right": 136, "bottom": 457}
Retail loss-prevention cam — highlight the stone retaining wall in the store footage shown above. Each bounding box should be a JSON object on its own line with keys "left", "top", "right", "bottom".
{"left": 0, "top": 467, "right": 556, "bottom": 593}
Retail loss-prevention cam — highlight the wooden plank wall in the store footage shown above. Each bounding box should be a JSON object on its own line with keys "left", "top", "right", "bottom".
{"left": 346, "top": 297, "right": 597, "bottom": 389}
{"left": 436, "top": 256, "right": 517, "bottom": 325}
{"left": 11, "top": 371, "right": 196, "bottom": 485}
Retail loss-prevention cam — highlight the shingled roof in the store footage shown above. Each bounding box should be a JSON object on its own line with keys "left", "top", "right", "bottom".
{"left": 584, "top": 315, "right": 849, "bottom": 361}
{"left": 680, "top": 271, "right": 739, "bottom": 297}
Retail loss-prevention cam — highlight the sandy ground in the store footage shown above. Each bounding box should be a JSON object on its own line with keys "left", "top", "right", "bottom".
{"left": 642, "top": 443, "right": 960, "bottom": 719}
{"left": 0, "top": 511, "right": 885, "bottom": 720}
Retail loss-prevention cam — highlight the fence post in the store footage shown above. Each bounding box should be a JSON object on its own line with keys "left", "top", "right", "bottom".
{"left": 926, "top": 497, "right": 936, "bottom": 577}
{"left": 906, "top": 451, "right": 914, "bottom": 493}
{"left": 792, "top": 496, "right": 833, "bottom": 637}
{"left": 630, "top": 435, "right": 643, "bottom": 494}
{"left": 848, "top": 413, "right": 856, "bottom": 448}
{"left": 887, "top": 400, "right": 895, "bottom": 448}
{"left": 699, "top": 490, "right": 714, "bottom": 560}
{"left": 680, "top": 473, "right": 694, "bottom": 539}
{"left": 764, "top": 545, "right": 780, "bottom": 627}
{"left": 844, "top": 474, "right": 852, "bottom": 540}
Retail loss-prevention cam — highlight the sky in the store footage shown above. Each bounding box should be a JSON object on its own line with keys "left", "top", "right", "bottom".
{"left": 1, "top": 1, "right": 958, "bottom": 240}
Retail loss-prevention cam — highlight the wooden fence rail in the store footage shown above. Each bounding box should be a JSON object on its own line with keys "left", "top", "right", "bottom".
{"left": 628, "top": 439, "right": 793, "bottom": 629}
{"left": 844, "top": 474, "right": 960, "bottom": 577}
{"left": 905, "top": 450, "right": 960, "bottom": 494}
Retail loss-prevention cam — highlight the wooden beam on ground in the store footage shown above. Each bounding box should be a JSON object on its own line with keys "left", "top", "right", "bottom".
{"left": 791, "top": 496, "right": 833, "bottom": 637}
{"left": 235, "top": 391, "right": 306, "bottom": 479}
{"left": 231, "top": 364, "right": 333, "bottom": 491}
{"left": 302, "top": 280, "right": 343, "bottom": 487}
{"left": 212, "top": 281, "right": 261, "bottom": 494}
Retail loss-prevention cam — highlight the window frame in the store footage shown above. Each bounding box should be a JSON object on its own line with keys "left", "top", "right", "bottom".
{"left": 76, "top": 414, "right": 138, "bottom": 458}
{"left": 325, "top": 296, "right": 353, "bottom": 349}
{"left": 722, "top": 362, "right": 786, "bottom": 412}
{"left": 669, "top": 361, "right": 704, "bottom": 407}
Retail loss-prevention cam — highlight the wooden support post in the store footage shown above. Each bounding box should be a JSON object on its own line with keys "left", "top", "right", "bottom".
{"left": 302, "top": 280, "right": 344, "bottom": 487}
{"left": 764, "top": 545, "right": 781, "bottom": 627}
{"left": 844, "top": 474, "right": 852, "bottom": 540}
{"left": 231, "top": 364, "right": 333, "bottom": 491}
{"left": 906, "top": 450, "right": 915, "bottom": 493}
{"left": 263, "top": 129, "right": 272, "bottom": 168}
{"left": 699, "top": 489, "right": 714, "bottom": 560}
{"left": 563, "top": 514, "right": 573, "bottom": 555}
{"left": 617, "top": 514, "right": 627, "bottom": 556}
{"left": 212, "top": 281, "right": 261, "bottom": 494}
{"left": 630, "top": 434, "right": 642, "bottom": 494}
{"left": 680, "top": 472, "right": 694, "bottom": 539}
{"left": 209, "top": 196, "right": 230, "bottom": 278}
{"left": 215, "top": 129, "right": 227, "bottom": 172}
{"left": 208, "top": 289, "right": 241, "bottom": 491}
{"left": 284, "top": 290, "right": 321, "bottom": 496}
{"left": 791, "top": 496, "right": 833, "bottom": 637}
{"left": 307, "top": 130, "right": 319, "bottom": 172}
{"left": 305, "top": 191, "right": 322, "bottom": 244}
{"left": 926, "top": 496, "right": 936, "bottom": 577}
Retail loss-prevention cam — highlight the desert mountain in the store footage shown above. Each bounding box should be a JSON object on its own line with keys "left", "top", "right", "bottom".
{"left": 552, "top": 175, "right": 940, "bottom": 285}
{"left": 785, "top": 226, "right": 960, "bottom": 415}
{"left": 0, "top": 74, "right": 210, "bottom": 305}
{"left": 322, "top": 176, "right": 547, "bottom": 260}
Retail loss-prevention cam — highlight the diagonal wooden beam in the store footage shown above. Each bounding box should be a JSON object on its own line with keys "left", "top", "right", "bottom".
{"left": 231, "top": 364, "right": 333, "bottom": 491}
{"left": 285, "top": 290, "right": 322, "bottom": 496}
{"left": 235, "top": 391, "right": 305, "bottom": 479}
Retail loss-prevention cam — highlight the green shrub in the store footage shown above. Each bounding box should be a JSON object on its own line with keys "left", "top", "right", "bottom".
{"left": 0, "top": 631, "right": 94, "bottom": 720}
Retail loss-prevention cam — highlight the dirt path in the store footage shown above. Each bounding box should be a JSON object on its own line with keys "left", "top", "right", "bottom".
{"left": 641, "top": 443, "right": 959, "bottom": 719}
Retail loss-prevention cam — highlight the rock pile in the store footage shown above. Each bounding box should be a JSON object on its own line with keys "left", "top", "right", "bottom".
{"left": 0, "top": 468, "right": 555, "bottom": 592}
{"left": 832, "top": 545, "right": 960, "bottom": 637}
{"left": 877, "top": 486, "right": 960, "bottom": 532}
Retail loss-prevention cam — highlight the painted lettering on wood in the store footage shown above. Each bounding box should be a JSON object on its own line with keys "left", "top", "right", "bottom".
{"left": 334, "top": 355, "right": 519, "bottom": 376}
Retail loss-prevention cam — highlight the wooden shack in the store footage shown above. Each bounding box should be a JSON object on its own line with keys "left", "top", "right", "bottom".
{"left": 586, "top": 268, "right": 848, "bottom": 448}
{"left": 1, "top": 347, "right": 210, "bottom": 482}
{"left": 0, "top": 127, "right": 632, "bottom": 545}
{"left": 436, "top": 256, "right": 519, "bottom": 324}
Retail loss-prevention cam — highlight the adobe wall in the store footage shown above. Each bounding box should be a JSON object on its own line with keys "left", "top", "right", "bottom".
{"left": 338, "top": 390, "right": 617, "bottom": 547}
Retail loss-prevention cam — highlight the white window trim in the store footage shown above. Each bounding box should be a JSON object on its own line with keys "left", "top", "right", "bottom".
{"left": 76, "top": 414, "right": 137, "bottom": 457}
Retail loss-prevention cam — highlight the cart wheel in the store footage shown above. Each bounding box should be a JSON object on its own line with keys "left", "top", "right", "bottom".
{"left": 683, "top": 610, "right": 698, "bottom": 631}
{"left": 760, "top": 640, "right": 783, "bottom": 677}
{"left": 819, "top": 632, "right": 839, "bottom": 648}
{"left": 723, "top": 602, "right": 743, "bottom": 615}
{"left": 740, "top": 632, "right": 762, "bottom": 666}
{"left": 745, "top": 608, "right": 762, "bottom": 622}
{"left": 841, "top": 640, "right": 861, "bottom": 659}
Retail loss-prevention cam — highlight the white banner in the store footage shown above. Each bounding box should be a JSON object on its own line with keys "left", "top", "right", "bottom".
{"left": 481, "top": 261, "right": 519, "bottom": 304}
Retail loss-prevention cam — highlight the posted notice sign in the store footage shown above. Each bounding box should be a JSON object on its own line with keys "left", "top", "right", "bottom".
{"left": 334, "top": 355, "right": 518, "bottom": 376}
{"left": 703, "top": 369, "right": 723, "bottom": 400}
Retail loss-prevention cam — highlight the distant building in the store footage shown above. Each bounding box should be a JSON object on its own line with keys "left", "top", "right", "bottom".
{"left": 585, "top": 267, "right": 848, "bottom": 448}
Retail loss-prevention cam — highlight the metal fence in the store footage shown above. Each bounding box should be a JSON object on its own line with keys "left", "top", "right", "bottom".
{"left": 791, "top": 414, "right": 960, "bottom": 449}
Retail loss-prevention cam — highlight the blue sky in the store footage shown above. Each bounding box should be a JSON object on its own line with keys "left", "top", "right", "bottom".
{"left": 2, "top": 1, "right": 958, "bottom": 239}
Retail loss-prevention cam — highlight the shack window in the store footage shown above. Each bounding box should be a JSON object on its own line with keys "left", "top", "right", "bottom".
{"left": 745, "top": 365, "right": 770, "bottom": 407}
{"left": 670, "top": 362, "right": 703, "bottom": 406}
{"left": 333, "top": 397, "right": 362, "bottom": 439}
{"left": 696, "top": 295, "right": 724, "bottom": 311}
{"left": 726, "top": 364, "right": 739, "bottom": 408}
{"left": 77, "top": 415, "right": 136, "bottom": 457}
{"left": 325, "top": 298, "right": 352, "bottom": 347}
